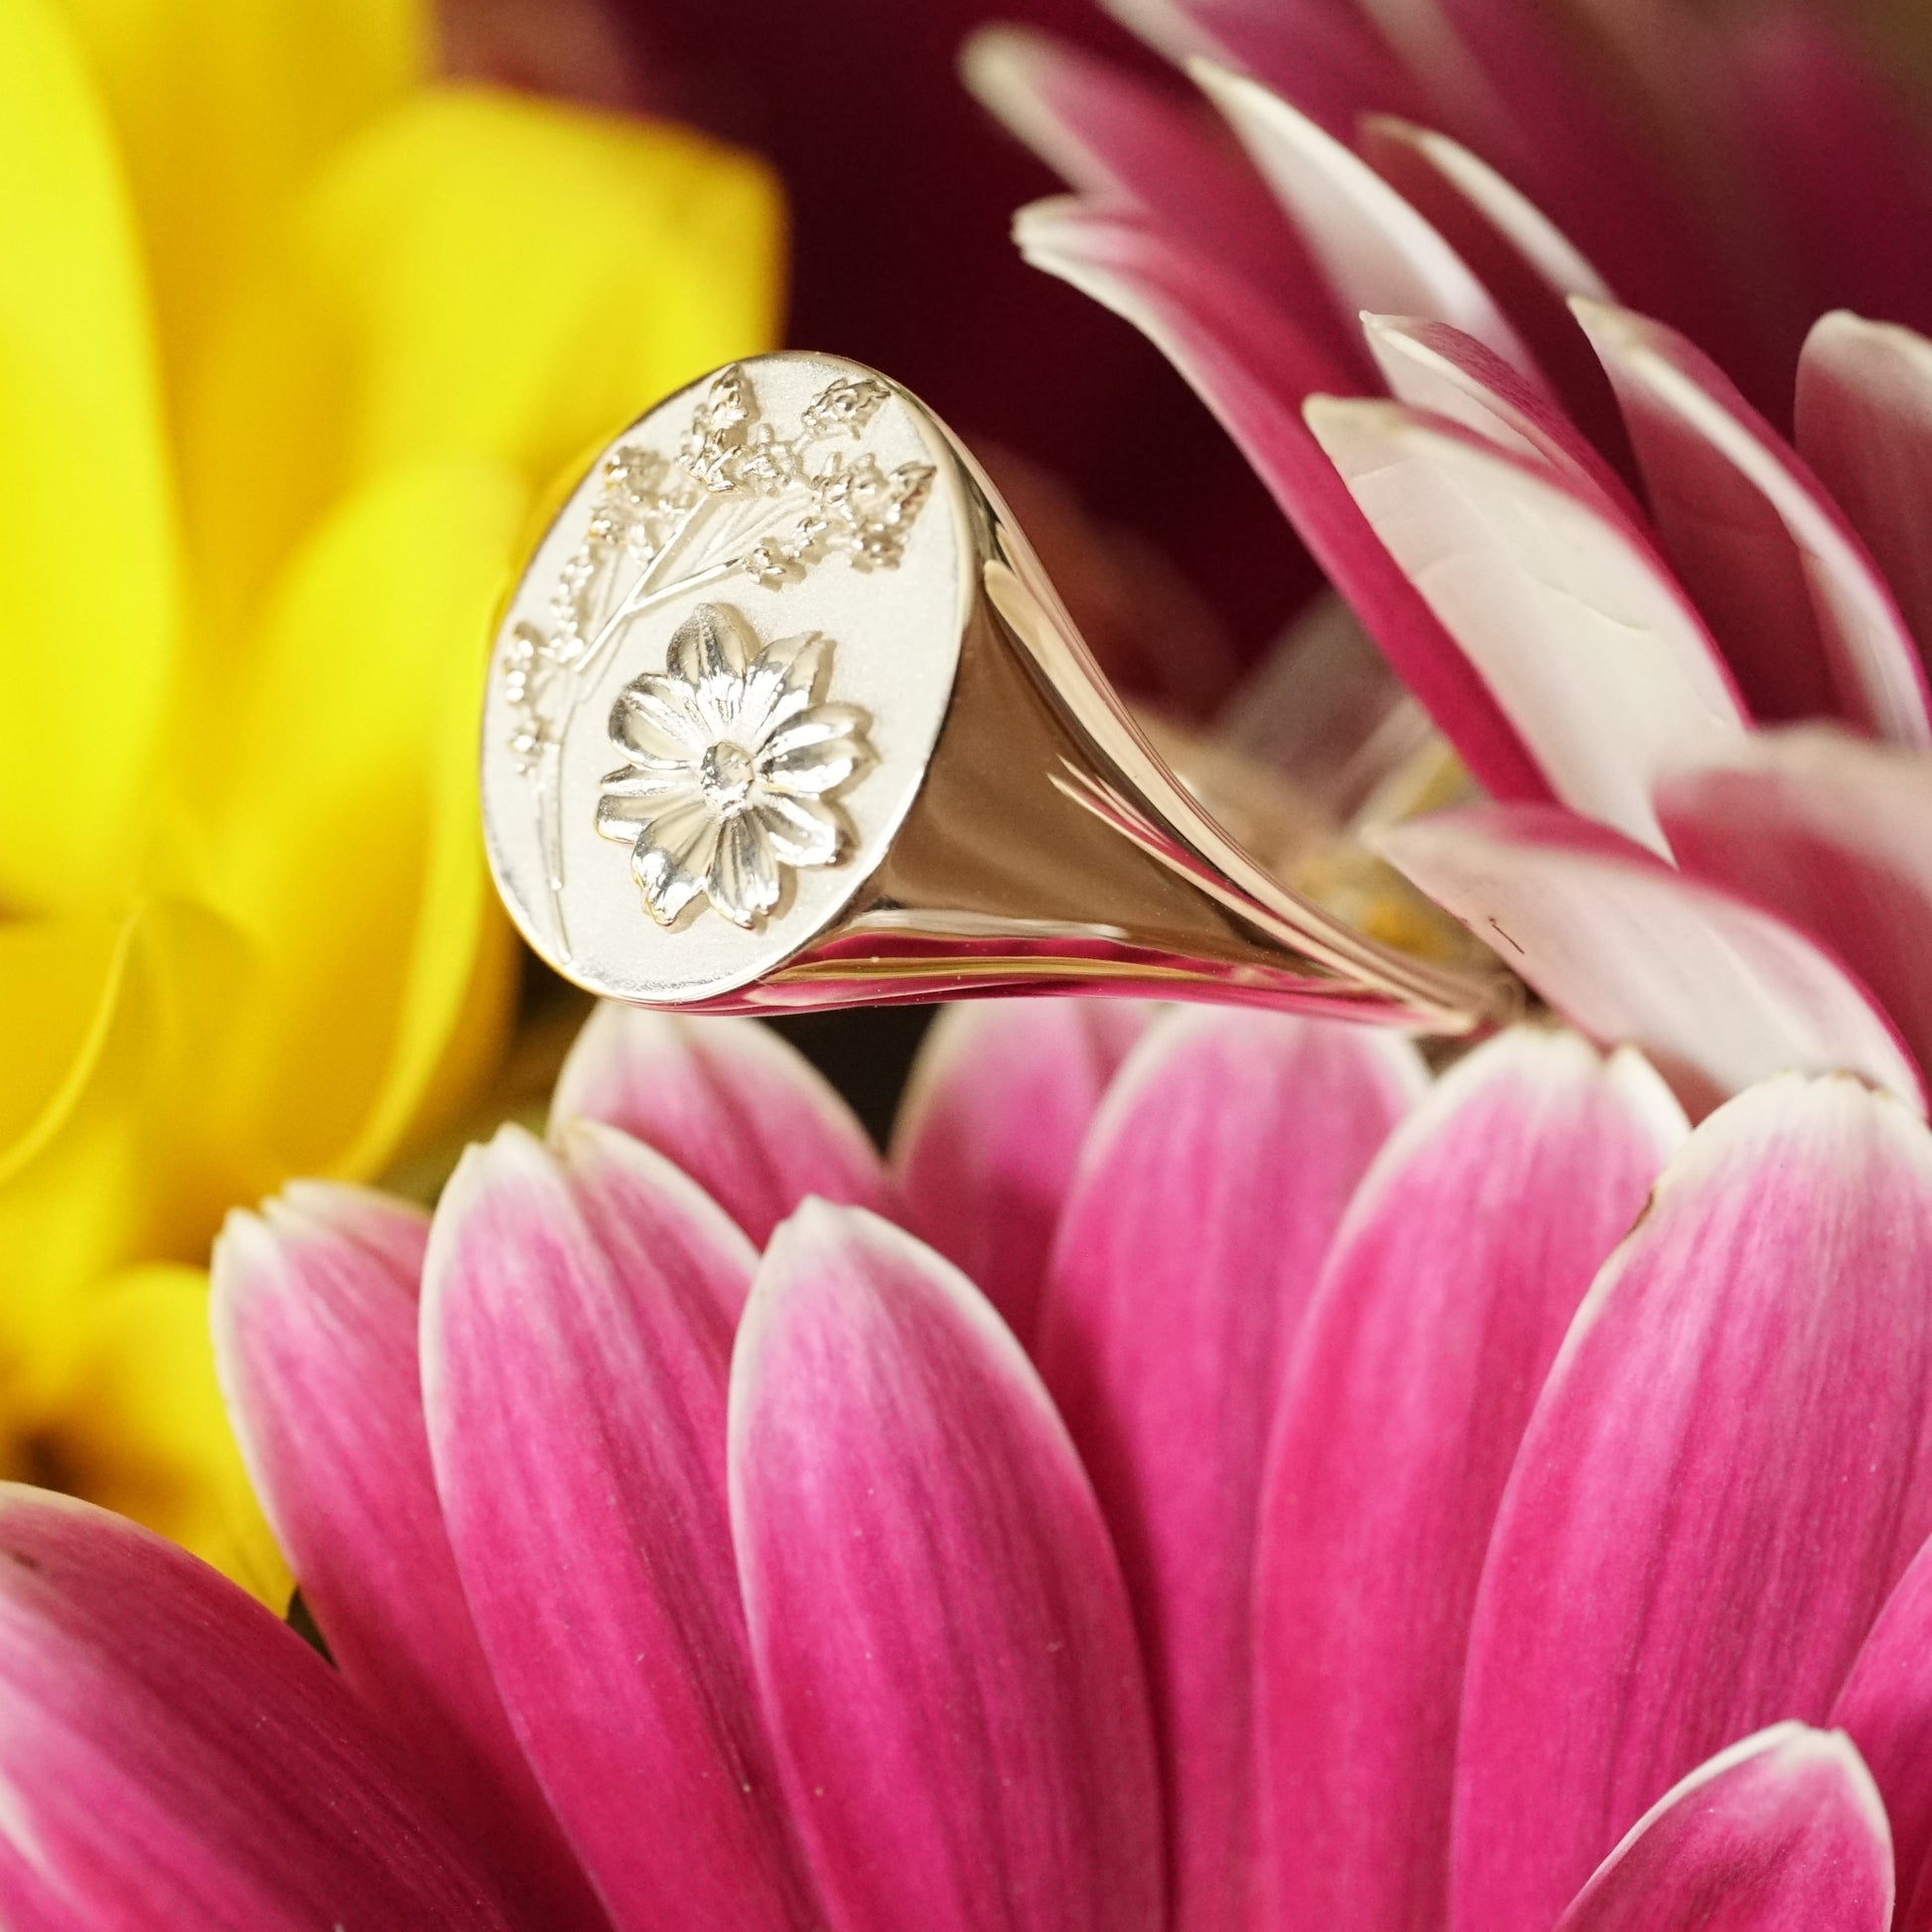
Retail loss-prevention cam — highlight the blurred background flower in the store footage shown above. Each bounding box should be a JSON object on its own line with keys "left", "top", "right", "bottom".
{"left": 0, "top": 0, "right": 779, "bottom": 1590}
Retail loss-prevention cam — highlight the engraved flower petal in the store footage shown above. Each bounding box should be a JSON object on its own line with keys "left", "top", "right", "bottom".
{"left": 708, "top": 817, "right": 782, "bottom": 929}
{"left": 599, "top": 763, "right": 699, "bottom": 801}
{"left": 759, "top": 745, "right": 868, "bottom": 798}
{"left": 760, "top": 703, "right": 872, "bottom": 762}
{"left": 596, "top": 779, "right": 702, "bottom": 842}
{"left": 611, "top": 677, "right": 711, "bottom": 762}
{"left": 759, "top": 718, "right": 875, "bottom": 798}
{"left": 632, "top": 796, "right": 720, "bottom": 927}
{"left": 753, "top": 793, "right": 847, "bottom": 869}
{"left": 667, "top": 606, "right": 755, "bottom": 732}
{"left": 733, "top": 634, "right": 831, "bottom": 748}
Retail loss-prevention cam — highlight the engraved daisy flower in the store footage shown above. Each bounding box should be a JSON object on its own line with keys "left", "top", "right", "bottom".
{"left": 597, "top": 602, "right": 876, "bottom": 930}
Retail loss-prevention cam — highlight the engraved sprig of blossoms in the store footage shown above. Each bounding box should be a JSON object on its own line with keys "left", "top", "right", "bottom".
{"left": 503, "top": 366, "right": 934, "bottom": 777}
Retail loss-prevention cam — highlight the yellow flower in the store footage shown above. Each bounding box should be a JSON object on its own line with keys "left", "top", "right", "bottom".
{"left": 0, "top": 0, "right": 783, "bottom": 1596}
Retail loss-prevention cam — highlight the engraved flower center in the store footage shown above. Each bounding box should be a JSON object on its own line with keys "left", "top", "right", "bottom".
{"left": 699, "top": 742, "right": 757, "bottom": 813}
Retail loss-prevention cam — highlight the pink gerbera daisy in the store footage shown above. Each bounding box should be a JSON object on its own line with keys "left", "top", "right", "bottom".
{"left": 0, "top": 1000, "right": 1928, "bottom": 1932}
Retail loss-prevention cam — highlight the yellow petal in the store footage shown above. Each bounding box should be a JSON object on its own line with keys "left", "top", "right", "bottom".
{"left": 0, "top": 899, "right": 261, "bottom": 1373}
{"left": 185, "top": 81, "right": 785, "bottom": 627}
{"left": 0, "top": 915, "right": 130, "bottom": 1173}
{"left": 0, "top": 0, "right": 178, "bottom": 912}
{"left": 47, "top": 0, "right": 425, "bottom": 396}
{"left": 314, "top": 83, "right": 786, "bottom": 483}
{"left": 190, "top": 456, "right": 527, "bottom": 1182}
{"left": 0, "top": 914, "right": 139, "bottom": 1374}
{"left": 12, "top": 1262, "right": 291, "bottom": 1606}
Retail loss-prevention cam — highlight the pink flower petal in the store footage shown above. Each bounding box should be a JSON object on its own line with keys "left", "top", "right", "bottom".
{"left": 1379, "top": 803, "right": 1926, "bottom": 1116}
{"left": 211, "top": 1184, "right": 606, "bottom": 1931}
{"left": 1259, "top": 1029, "right": 1684, "bottom": 1932}
{"left": 1552, "top": 1725, "right": 1892, "bottom": 1932}
{"left": 1659, "top": 729, "right": 1932, "bottom": 1081}
{"left": 0, "top": 1487, "right": 513, "bottom": 1930}
{"left": 961, "top": 23, "right": 1360, "bottom": 369}
{"left": 1359, "top": 313, "right": 1640, "bottom": 518}
{"left": 1357, "top": 118, "right": 1633, "bottom": 466}
{"left": 1360, "top": 116, "right": 1609, "bottom": 306}
{"left": 1098, "top": 0, "right": 1431, "bottom": 136}
{"left": 1734, "top": 7, "right": 1932, "bottom": 357}
{"left": 1833, "top": 1537, "right": 1932, "bottom": 1927}
{"left": 891, "top": 998, "right": 1154, "bottom": 1345}
{"left": 1308, "top": 399, "right": 1744, "bottom": 851}
{"left": 1575, "top": 298, "right": 1932, "bottom": 744}
{"left": 1452, "top": 1074, "right": 1932, "bottom": 1932}
{"left": 1192, "top": 62, "right": 1538, "bottom": 377}
{"left": 551, "top": 1003, "right": 891, "bottom": 1246}
{"left": 731, "top": 1202, "right": 1164, "bottom": 1932}
{"left": 1796, "top": 312, "right": 1932, "bottom": 682}
{"left": 422, "top": 1123, "right": 817, "bottom": 1932}
{"left": 1417, "top": 0, "right": 1783, "bottom": 409}
{"left": 1037, "top": 1009, "right": 1424, "bottom": 1932}
{"left": 1016, "top": 195, "right": 1551, "bottom": 802}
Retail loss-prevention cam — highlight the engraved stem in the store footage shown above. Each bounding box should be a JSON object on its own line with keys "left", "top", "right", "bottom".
{"left": 534, "top": 728, "right": 571, "bottom": 959}
{"left": 532, "top": 497, "right": 738, "bottom": 958}
{"left": 574, "top": 496, "right": 714, "bottom": 687}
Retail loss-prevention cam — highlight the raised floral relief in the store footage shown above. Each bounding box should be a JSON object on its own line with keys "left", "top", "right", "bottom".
{"left": 500, "top": 362, "right": 931, "bottom": 955}
{"left": 597, "top": 603, "right": 876, "bottom": 930}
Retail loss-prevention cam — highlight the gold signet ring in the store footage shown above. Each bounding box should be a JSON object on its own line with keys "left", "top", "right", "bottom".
{"left": 481, "top": 351, "right": 1508, "bottom": 1033}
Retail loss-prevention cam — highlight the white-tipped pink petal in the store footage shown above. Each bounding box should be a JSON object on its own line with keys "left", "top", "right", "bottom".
{"left": 551, "top": 1004, "right": 891, "bottom": 1246}
{"left": 1192, "top": 62, "right": 1538, "bottom": 377}
{"left": 1259, "top": 1029, "right": 1684, "bottom": 1932}
{"left": 731, "top": 1203, "right": 1164, "bottom": 1932}
{"left": 1357, "top": 118, "right": 1633, "bottom": 464}
{"left": 1451, "top": 1075, "right": 1932, "bottom": 1932}
{"left": 1658, "top": 729, "right": 1932, "bottom": 1080}
{"left": 891, "top": 998, "right": 1153, "bottom": 1345}
{"left": 211, "top": 1185, "right": 606, "bottom": 1931}
{"left": 0, "top": 1488, "right": 514, "bottom": 1930}
{"left": 1037, "top": 1010, "right": 1424, "bottom": 1932}
{"left": 1016, "top": 196, "right": 1551, "bottom": 803}
{"left": 422, "top": 1124, "right": 816, "bottom": 1932}
{"left": 1308, "top": 399, "right": 1744, "bottom": 851}
{"left": 962, "top": 25, "right": 1354, "bottom": 353}
{"left": 1361, "top": 116, "right": 1611, "bottom": 307}
{"left": 1552, "top": 1725, "right": 1892, "bottom": 1932}
{"left": 1379, "top": 803, "right": 1925, "bottom": 1116}
{"left": 1359, "top": 314, "right": 1639, "bottom": 517}
{"left": 1797, "top": 313, "right": 1932, "bottom": 680}
{"left": 1575, "top": 298, "right": 1932, "bottom": 744}
{"left": 1833, "top": 1537, "right": 1932, "bottom": 1927}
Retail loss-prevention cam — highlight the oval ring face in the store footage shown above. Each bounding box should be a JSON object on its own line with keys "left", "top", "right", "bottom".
{"left": 481, "top": 353, "right": 969, "bottom": 1005}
